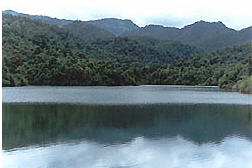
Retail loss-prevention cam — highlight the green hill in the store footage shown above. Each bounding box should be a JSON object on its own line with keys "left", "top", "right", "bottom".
{"left": 62, "top": 21, "right": 115, "bottom": 40}
{"left": 90, "top": 36, "right": 200, "bottom": 64}
{"left": 3, "top": 10, "right": 72, "bottom": 26}
{"left": 86, "top": 18, "right": 139, "bottom": 36}
{"left": 2, "top": 13, "right": 251, "bottom": 91}
{"left": 125, "top": 21, "right": 252, "bottom": 51}
{"left": 2, "top": 14, "right": 200, "bottom": 86}
{"left": 4, "top": 10, "right": 251, "bottom": 51}
{"left": 178, "top": 43, "right": 251, "bottom": 86}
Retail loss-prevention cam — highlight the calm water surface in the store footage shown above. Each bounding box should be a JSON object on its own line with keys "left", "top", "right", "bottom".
{"left": 3, "top": 85, "right": 252, "bottom": 104}
{"left": 2, "top": 86, "right": 252, "bottom": 168}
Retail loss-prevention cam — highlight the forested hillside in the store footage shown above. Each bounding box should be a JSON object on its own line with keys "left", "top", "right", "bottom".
{"left": 3, "top": 10, "right": 252, "bottom": 51}
{"left": 3, "top": 10, "right": 72, "bottom": 26}
{"left": 2, "top": 14, "right": 200, "bottom": 86}
{"left": 86, "top": 18, "right": 139, "bottom": 36}
{"left": 175, "top": 43, "right": 251, "bottom": 87}
{"left": 90, "top": 37, "right": 200, "bottom": 64}
{"left": 2, "top": 13, "right": 252, "bottom": 91}
{"left": 62, "top": 21, "right": 115, "bottom": 40}
{"left": 124, "top": 21, "right": 252, "bottom": 51}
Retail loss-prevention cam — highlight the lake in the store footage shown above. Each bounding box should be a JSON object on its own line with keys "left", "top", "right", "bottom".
{"left": 2, "top": 86, "right": 252, "bottom": 168}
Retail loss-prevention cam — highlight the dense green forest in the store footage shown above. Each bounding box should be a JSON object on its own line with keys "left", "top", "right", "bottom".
{"left": 4, "top": 10, "right": 252, "bottom": 51}
{"left": 2, "top": 13, "right": 252, "bottom": 92}
{"left": 124, "top": 21, "right": 252, "bottom": 51}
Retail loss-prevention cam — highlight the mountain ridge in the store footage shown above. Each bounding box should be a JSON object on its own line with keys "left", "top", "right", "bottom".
{"left": 85, "top": 18, "right": 139, "bottom": 36}
{"left": 3, "top": 9, "right": 252, "bottom": 50}
{"left": 3, "top": 10, "right": 249, "bottom": 32}
{"left": 2, "top": 12, "right": 251, "bottom": 91}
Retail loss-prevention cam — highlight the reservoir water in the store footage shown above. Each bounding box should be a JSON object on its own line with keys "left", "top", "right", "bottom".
{"left": 2, "top": 86, "right": 252, "bottom": 168}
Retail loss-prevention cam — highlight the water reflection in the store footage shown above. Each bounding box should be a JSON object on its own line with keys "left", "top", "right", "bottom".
{"left": 3, "top": 136, "right": 252, "bottom": 168}
{"left": 3, "top": 104, "right": 252, "bottom": 150}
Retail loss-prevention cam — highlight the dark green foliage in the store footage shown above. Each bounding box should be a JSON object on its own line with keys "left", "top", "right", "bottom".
{"left": 2, "top": 13, "right": 251, "bottom": 89}
{"left": 176, "top": 44, "right": 251, "bottom": 87}
{"left": 91, "top": 36, "right": 200, "bottom": 64}
{"left": 125, "top": 21, "right": 252, "bottom": 51}
{"left": 62, "top": 21, "right": 115, "bottom": 41}
{"left": 3, "top": 10, "right": 72, "bottom": 26}
{"left": 197, "top": 26, "right": 252, "bottom": 51}
{"left": 3, "top": 104, "right": 252, "bottom": 149}
{"left": 4, "top": 10, "right": 251, "bottom": 51}
{"left": 86, "top": 18, "right": 139, "bottom": 36}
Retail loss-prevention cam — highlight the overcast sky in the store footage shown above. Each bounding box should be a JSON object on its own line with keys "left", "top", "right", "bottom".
{"left": 2, "top": 0, "right": 252, "bottom": 30}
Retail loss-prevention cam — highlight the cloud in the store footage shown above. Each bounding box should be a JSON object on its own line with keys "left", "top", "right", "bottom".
{"left": 1, "top": 0, "right": 252, "bottom": 30}
{"left": 3, "top": 136, "right": 252, "bottom": 168}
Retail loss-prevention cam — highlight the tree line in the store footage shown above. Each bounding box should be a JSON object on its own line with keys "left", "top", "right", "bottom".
{"left": 2, "top": 14, "right": 251, "bottom": 91}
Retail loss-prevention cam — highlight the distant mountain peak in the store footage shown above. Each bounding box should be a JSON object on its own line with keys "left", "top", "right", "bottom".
{"left": 86, "top": 18, "right": 139, "bottom": 36}
{"left": 181, "top": 20, "right": 235, "bottom": 34}
{"left": 196, "top": 20, "right": 208, "bottom": 23}
{"left": 149, "top": 24, "right": 164, "bottom": 27}
{"left": 143, "top": 24, "right": 180, "bottom": 31}
{"left": 96, "top": 18, "right": 133, "bottom": 22}
{"left": 3, "top": 10, "right": 251, "bottom": 51}
{"left": 217, "top": 21, "right": 224, "bottom": 25}
{"left": 145, "top": 24, "right": 164, "bottom": 28}
{"left": 186, "top": 20, "right": 227, "bottom": 27}
{"left": 3, "top": 10, "right": 19, "bottom": 15}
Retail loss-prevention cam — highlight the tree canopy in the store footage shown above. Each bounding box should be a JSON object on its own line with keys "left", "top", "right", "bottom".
{"left": 2, "top": 13, "right": 251, "bottom": 90}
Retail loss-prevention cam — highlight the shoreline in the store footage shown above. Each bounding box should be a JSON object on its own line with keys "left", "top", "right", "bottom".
{"left": 2, "top": 84, "right": 219, "bottom": 87}
{"left": 3, "top": 102, "right": 252, "bottom": 106}
{"left": 3, "top": 84, "right": 251, "bottom": 94}
{"left": 3, "top": 85, "right": 252, "bottom": 105}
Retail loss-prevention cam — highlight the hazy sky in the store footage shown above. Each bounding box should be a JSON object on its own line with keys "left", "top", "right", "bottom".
{"left": 2, "top": 0, "right": 252, "bottom": 30}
